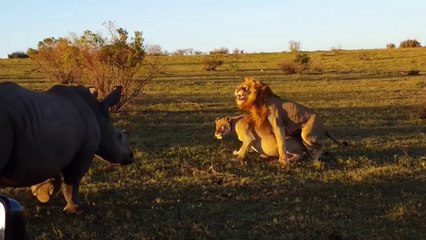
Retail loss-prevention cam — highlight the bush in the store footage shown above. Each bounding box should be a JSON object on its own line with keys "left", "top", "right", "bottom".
{"left": 407, "top": 70, "right": 420, "bottom": 76}
{"left": 399, "top": 39, "right": 421, "bottom": 48}
{"left": 280, "top": 62, "right": 298, "bottom": 74}
{"left": 232, "top": 48, "right": 244, "bottom": 55}
{"left": 203, "top": 55, "right": 224, "bottom": 71}
{"left": 294, "top": 52, "right": 311, "bottom": 69}
{"left": 8, "top": 51, "right": 29, "bottom": 58}
{"left": 29, "top": 23, "right": 160, "bottom": 112}
{"left": 209, "top": 47, "right": 229, "bottom": 55}
{"left": 280, "top": 52, "right": 311, "bottom": 74}
{"left": 29, "top": 37, "right": 81, "bottom": 84}
{"left": 386, "top": 43, "right": 396, "bottom": 49}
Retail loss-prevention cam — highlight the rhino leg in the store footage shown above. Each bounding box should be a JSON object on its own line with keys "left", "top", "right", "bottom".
{"left": 62, "top": 183, "right": 85, "bottom": 215}
{"left": 31, "top": 175, "right": 62, "bottom": 203}
{"left": 61, "top": 152, "right": 94, "bottom": 215}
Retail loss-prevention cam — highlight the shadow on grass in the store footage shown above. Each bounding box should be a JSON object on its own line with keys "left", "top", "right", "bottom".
{"left": 15, "top": 166, "right": 426, "bottom": 239}
{"left": 11, "top": 102, "right": 424, "bottom": 239}
{"left": 128, "top": 103, "right": 425, "bottom": 157}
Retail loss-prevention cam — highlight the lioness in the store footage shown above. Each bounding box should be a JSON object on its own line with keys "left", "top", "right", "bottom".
{"left": 215, "top": 115, "right": 308, "bottom": 162}
{"left": 234, "top": 77, "right": 348, "bottom": 164}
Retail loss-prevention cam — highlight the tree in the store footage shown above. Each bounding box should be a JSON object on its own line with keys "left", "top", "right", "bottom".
{"left": 399, "top": 39, "right": 421, "bottom": 48}
{"left": 386, "top": 43, "right": 396, "bottom": 49}
{"left": 29, "top": 24, "right": 160, "bottom": 111}
{"left": 29, "top": 37, "right": 81, "bottom": 84}
{"left": 76, "top": 27, "right": 149, "bottom": 111}
{"left": 145, "top": 44, "right": 164, "bottom": 56}
{"left": 8, "top": 51, "right": 29, "bottom": 58}
{"left": 232, "top": 48, "right": 244, "bottom": 55}
{"left": 288, "top": 40, "right": 301, "bottom": 52}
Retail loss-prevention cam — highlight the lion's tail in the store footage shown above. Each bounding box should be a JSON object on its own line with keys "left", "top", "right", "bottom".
{"left": 325, "top": 130, "right": 349, "bottom": 147}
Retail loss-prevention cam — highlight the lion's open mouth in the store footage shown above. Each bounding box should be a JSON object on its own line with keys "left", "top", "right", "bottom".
{"left": 235, "top": 87, "right": 249, "bottom": 105}
{"left": 237, "top": 95, "right": 246, "bottom": 101}
{"left": 236, "top": 95, "right": 247, "bottom": 105}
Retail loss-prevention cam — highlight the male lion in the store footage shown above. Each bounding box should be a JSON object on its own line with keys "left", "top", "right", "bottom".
{"left": 234, "top": 77, "right": 348, "bottom": 164}
{"left": 215, "top": 115, "right": 308, "bottom": 162}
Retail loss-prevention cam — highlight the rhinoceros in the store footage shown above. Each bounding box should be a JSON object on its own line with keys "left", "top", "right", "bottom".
{"left": 0, "top": 82, "right": 133, "bottom": 214}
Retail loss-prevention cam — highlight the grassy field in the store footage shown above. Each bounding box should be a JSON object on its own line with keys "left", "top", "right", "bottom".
{"left": 0, "top": 48, "right": 426, "bottom": 239}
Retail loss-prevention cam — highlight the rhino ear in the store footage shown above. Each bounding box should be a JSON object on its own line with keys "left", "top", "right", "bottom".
{"left": 104, "top": 86, "right": 122, "bottom": 107}
{"left": 88, "top": 86, "right": 98, "bottom": 99}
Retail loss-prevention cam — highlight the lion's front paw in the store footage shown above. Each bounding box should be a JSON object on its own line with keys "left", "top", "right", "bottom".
{"left": 278, "top": 156, "right": 288, "bottom": 166}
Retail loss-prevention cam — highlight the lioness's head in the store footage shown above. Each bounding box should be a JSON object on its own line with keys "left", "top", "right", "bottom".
{"left": 214, "top": 117, "right": 232, "bottom": 140}
{"left": 235, "top": 77, "right": 271, "bottom": 110}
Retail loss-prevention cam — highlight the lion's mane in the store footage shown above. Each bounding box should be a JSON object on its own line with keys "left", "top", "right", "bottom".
{"left": 236, "top": 77, "right": 277, "bottom": 128}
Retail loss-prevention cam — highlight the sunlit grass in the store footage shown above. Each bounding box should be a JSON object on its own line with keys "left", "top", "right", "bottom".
{"left": 0, "top": 48, "right": 425, "bottom": 239}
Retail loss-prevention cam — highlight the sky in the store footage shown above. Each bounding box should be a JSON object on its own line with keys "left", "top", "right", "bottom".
{"left": 1, "top": 0, "right": 425, "bottom": 58}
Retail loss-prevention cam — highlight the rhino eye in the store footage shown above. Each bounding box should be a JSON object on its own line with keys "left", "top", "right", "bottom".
{"left": 122, "top": 130, "right": 129, "bottom": 137}
{"left": 118, "top": 132, "right": 124, "bottom": 141}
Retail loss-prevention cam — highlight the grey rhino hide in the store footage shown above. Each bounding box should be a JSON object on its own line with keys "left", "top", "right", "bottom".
{"left": 0, "top": 82, "right": 133, "bottom": 213}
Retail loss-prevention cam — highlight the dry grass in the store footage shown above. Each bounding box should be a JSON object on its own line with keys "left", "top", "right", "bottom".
{"left": 0, "top": 48, "right": 425, "bottom": 239}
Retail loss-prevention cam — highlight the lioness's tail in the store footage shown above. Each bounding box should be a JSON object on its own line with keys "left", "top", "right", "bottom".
{"left": 325, "top": 131, "right": 349, "bottom": 147}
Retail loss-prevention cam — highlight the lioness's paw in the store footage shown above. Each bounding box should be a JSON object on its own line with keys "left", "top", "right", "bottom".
{"left": 287, "top": 154, "right": 301, "bottom": 163}
{"left": 278, "top": 157, "right": 289, "bottom": 166}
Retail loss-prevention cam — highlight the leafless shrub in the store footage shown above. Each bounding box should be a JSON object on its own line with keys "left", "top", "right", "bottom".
{"left": 209, "top": 47, "right": 229, "bottom": 55}
{"left": 288, "top": 40, "right": 301, "bottom": 52}
{"left": 145, "top": 44, "right": 164, "bottom": 56}
{"left": 171, "top": 48, "right": 202, "bottom": 56}
{"left": 232, "top": 48, "right": 244, "bottom": 55}
{"left": 280, "top": 62, "right": 298, "bottom": 74}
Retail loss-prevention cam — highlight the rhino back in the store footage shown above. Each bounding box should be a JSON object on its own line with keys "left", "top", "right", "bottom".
{"left": 0, "top": 83, "right": 100, "bottom": 186}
